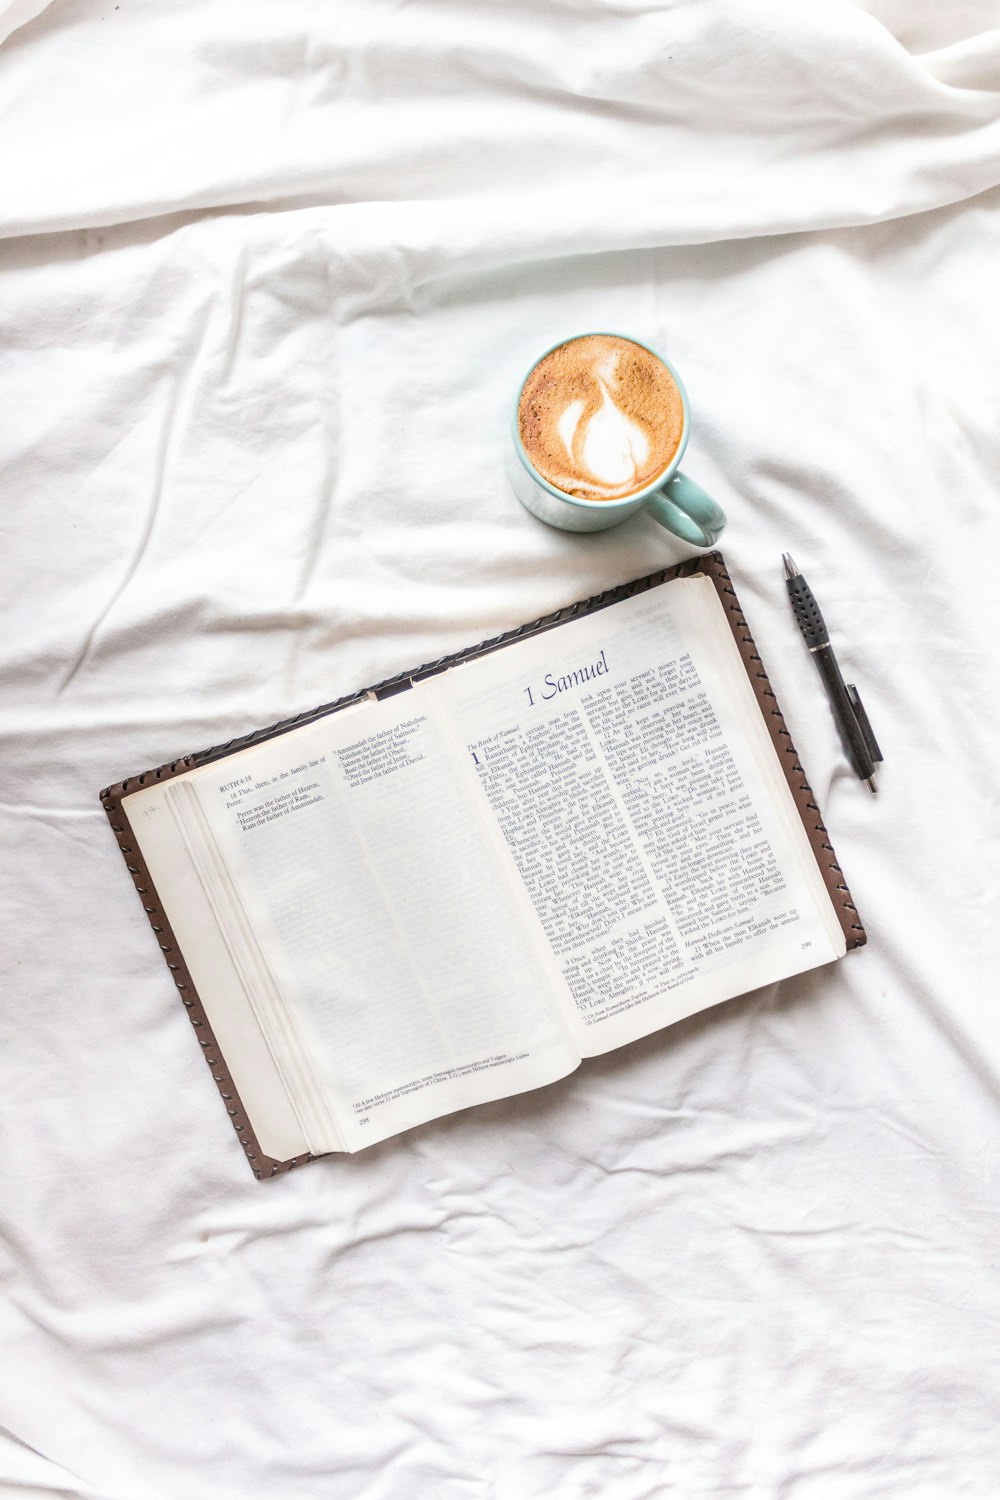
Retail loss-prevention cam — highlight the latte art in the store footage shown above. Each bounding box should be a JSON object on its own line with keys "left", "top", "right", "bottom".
{"left": 518, "top": 336, "right": 684, "bottom": 501}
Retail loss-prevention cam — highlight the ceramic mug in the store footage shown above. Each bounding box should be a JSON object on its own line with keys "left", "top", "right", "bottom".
{"left": 507, "top": 333, "right": 726, "bottom": 547}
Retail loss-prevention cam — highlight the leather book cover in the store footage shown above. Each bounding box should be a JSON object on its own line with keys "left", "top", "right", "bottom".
{"left": 100, "top": 552, "right": 865, "bottom": 1177}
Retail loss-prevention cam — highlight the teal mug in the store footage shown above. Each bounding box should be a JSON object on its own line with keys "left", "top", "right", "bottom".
{"left": 507, "top": 332, "right": 725, "bottom": 547}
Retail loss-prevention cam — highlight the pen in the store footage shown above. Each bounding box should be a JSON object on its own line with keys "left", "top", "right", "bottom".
{"left": 782, "top": 554, "right": 882, "bottom": 795}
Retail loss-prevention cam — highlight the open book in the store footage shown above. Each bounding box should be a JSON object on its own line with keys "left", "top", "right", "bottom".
{"left": 101, "top": 554, "right": 864, "bottom": 1177}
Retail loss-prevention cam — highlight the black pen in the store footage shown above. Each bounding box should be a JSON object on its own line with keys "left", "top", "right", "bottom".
{"left": 782, "top": 554, "right": 882, "bottom": 795}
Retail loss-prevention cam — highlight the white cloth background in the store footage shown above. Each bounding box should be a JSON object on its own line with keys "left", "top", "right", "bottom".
{"left": 2, "top": 1, "right": 999, "bottom": 1496}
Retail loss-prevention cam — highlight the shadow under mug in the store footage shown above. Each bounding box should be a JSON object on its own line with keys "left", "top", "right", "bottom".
{"left": 508, "top": 333, "right": 726, "bottom": 548}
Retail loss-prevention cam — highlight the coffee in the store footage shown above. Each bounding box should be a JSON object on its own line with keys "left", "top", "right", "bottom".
{"left": 517, "top": 335, "right": 685, "bottom": 501}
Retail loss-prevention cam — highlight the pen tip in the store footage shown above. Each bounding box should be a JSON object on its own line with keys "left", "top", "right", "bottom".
{"left": 782, "top": 553, "right": 799, "bottom": 580}
{"left": 865, "top": 774, "right": 878, "bottom": 795}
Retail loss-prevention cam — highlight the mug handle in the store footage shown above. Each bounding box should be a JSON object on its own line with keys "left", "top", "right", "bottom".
{"left": 645, "top": 471, "right": 726, "bottom": 548}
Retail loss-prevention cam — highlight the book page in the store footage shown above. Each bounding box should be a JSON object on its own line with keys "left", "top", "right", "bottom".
{"left": 122, "top": 770, "right": 321, "bottom": 1165}
{"left": 424, "top": 576, "right": 845, "bottom": 1057}
{"left": 170, "top": 698, "right": 580, "bottom": 1154}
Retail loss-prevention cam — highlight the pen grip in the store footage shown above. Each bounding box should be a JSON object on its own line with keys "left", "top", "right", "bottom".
{"left": 813, "top": 644, "right": 876, "bottom": 780}
{"left": 786, "top": 575, "right": 829, "bottom": 649}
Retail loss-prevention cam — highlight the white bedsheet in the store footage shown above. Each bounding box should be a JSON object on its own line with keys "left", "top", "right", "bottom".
{"left": 2, "top": 2, "right": 999, "bottom": 1496}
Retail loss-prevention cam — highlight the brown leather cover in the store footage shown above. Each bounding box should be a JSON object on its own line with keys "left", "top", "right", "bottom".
{"left": 100, "top": 552, "right": 865, "bottom": 1178}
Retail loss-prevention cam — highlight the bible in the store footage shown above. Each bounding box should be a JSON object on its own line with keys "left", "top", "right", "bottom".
{"left": 101, "top": 554, "right": 864, "bottom": 1178}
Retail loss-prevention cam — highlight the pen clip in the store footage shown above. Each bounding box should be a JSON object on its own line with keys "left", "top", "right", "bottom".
{"left": 846, "top": 684, "right": 883, "bottom": 765}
